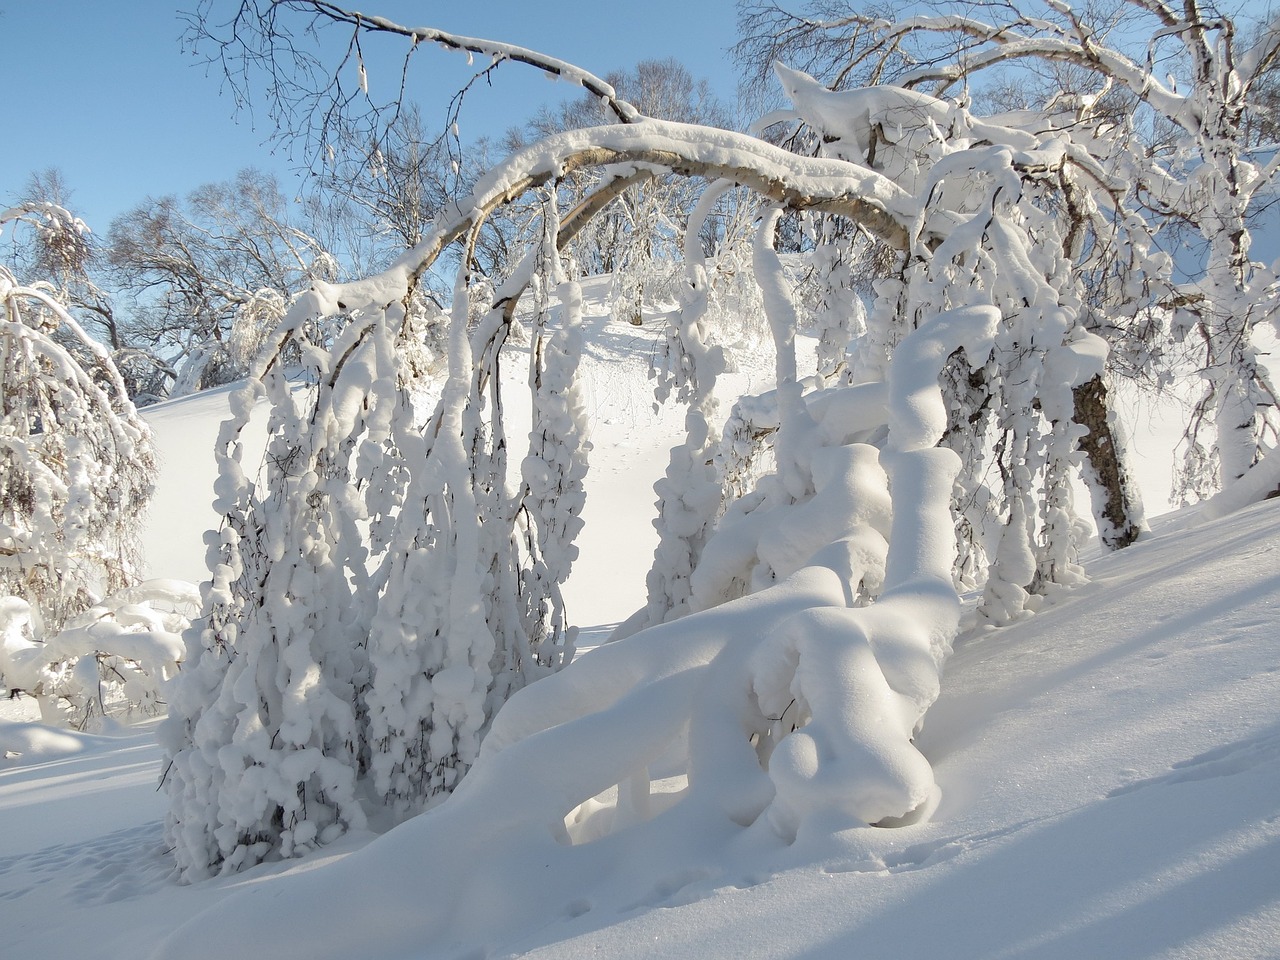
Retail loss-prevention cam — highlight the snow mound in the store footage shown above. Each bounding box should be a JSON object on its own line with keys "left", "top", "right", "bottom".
{"left": 0, "top": 719, "right": 113, "bottom": 766}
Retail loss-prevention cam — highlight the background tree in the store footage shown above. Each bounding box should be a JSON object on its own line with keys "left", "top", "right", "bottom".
{"left": 1, "top": 171, "right": 176, "bottom": 401}
{"left": 305, "top": 103, "right": 461, "bottom": 282}
{"left": 735, "top": 0, "right": 1280, "bottom": 503}
{"left": 506, "top": 58, "right": 736, "bottom": 321}
{"left": 180, "top": 0, "right": 640, "bottom": 179}
{"left": 0, "top": 203, "right": 155, "bottom": 635}
{"left": 7, "top": 170, "right": 123, "bottom": 350}
{"left": 105, "top": 167, "right": 339, "bottom": 395}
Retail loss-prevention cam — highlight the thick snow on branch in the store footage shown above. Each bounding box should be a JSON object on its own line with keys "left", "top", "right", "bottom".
{"left": 860, "top": 11, "right": 1191, "bottom": 124}
{"left": 376, "top": 117, "right": 923, "bottom": 286}
{"left": 0, "top": 581, "right": 194, "bottom": 729}
{"left": 153, "top": 295, "right": 997, "bottom": 958}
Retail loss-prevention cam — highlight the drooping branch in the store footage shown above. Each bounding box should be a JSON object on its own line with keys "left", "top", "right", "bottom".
{"left": 289, "top": 1, "right": 640, "bottom": 123}
{"left": 238, "top": 115, "right": 924, "bottom": 399}
{"left": 473, "top": 168, "right": 656, "bottom": 387}
{"left": 181, "top": 0, "right": 640, "bottom": 180}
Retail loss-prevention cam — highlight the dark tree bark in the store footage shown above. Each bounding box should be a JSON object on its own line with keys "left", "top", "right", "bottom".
{"left": 1073, "top": 374, "right": 1144, "bottom": 549}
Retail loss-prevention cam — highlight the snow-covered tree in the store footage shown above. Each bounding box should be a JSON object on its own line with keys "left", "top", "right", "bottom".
{"left": 736, "top": 0, "right": 1280, "bottom": 502}
{"left": 0, "top": 204, "right": 171, "bottom": 729}
{"left": 163, "top": 4, "right": 1280, "bottom": 905}
{"left": 161, "top": 168, "right": 638, "bottom": 875}
{"left": 106, "top": 168, "right": 339, "bottom": 396}
{"left": 7, "top": 170, "right": 125, "bottom": 352}
{"left": 163, "top": 54, "right": 1124, "bottom": 884}
{"left": 1, "top": 204, "right": 156, "bottom": 635}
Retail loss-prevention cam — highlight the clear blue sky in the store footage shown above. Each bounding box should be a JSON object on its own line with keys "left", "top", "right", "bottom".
{"left": 1, "top": 0, "right": 741, "bottom": 237}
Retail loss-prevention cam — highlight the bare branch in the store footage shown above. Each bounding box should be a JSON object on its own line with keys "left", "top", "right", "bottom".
{"left": 182, "top": 0, "right": 641, "bottom": 181}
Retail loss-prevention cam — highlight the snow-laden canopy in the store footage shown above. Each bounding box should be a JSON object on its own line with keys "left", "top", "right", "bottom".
{"left": 159, "top": 63, "right": 1156, "bottom": 938}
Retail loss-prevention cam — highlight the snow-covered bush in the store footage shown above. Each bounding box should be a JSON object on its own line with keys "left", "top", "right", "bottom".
{"left": 1, "top": 204, "right": 156, "bottom": 634}
{"left": 0, "top": 580, "right": 195, "bottom": 730}
{"left": 608, "top": 251, "right": 682, "bottom": 326}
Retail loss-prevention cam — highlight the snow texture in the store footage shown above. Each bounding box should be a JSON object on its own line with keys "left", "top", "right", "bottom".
{"left": 3, "top": 269, "right": 1277, "bottom": 960}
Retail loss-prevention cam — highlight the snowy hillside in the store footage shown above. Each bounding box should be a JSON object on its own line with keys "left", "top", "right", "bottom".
{"left": 3, "top": 283, "right": 1279, "bottom": 959}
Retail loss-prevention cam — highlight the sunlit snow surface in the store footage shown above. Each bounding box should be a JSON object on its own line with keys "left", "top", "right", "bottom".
{"left": 3, "top": 281, "right": 1278, "bottom": 958}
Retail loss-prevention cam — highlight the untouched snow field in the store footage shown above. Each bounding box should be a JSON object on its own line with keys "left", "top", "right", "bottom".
{"left": 3, "top": 285, "right": 1279, "bottom": 958}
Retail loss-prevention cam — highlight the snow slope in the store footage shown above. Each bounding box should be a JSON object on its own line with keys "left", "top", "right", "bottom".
{"left": 3, "top": 285, "right": 1278, "bottom": 958}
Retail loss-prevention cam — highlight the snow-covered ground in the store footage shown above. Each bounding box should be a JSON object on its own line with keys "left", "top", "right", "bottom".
{"left": 3, "top": 283, "right": 1277, "bottom": 959}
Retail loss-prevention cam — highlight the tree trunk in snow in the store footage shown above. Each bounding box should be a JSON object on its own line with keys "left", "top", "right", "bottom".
{"left": 1072, "top": 375, "right": 1144, "bottom": 550}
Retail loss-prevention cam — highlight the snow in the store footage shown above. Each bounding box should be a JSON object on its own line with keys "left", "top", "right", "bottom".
{"left": 3, "top": 278, "right": 1279, "bottom": 958}
{"left": 141, "top": 383, "right": 272, "bottom": 586}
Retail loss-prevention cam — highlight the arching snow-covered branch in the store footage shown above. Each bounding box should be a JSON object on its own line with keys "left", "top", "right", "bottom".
{"left": 163, "top": 66, "right": 1155, "bottom": 883}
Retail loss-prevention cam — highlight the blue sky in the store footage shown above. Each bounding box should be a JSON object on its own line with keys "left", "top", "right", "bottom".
{"left": 1, "top": 0, "right": 741, "bottom": 238}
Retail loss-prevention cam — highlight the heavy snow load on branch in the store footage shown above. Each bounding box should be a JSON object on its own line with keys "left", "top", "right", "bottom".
{"left": 160, "top": 59, "right": 1146, "bottom": 897}
{"left": 0, "top": 581, "right": 195, "bottom": 730}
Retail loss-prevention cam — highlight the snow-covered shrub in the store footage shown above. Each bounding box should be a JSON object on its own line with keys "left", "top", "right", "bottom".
{"left": 692, "top": 189, "right": 771, "bottom": 351}
{"left": 0, "top": 580, "right": 195, "bottom": 729}
{"left": 608, "top": 251, "right": 682, "bottom": 326}
{"left": 400, "top": 288, "right": 450, "bottom": 384}
{"left": 161, "top": 298, "right": 399, "bottom": 877}
{"left": 1, "top": 204, "right": 156, "bottom": 634}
